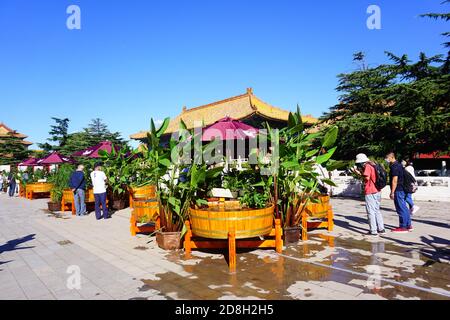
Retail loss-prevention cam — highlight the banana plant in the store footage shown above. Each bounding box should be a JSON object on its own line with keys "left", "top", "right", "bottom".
{"left": 98, "top": 145, "right": 134, "bottom": 201}
{"left": 261, "top": 107, "right": 339, "bottom": 228}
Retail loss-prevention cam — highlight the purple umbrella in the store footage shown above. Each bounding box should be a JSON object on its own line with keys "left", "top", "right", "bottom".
{"left": 18, "top": 157, "right": 38, "bottom": 166}
{"left": 72, "top": 141, "right": 118, "bottom": 158}
{"left": 40, "top": 152, "right": 75, "bottom": 165}
{"left": 202, "top": 117, "right": 258, "bottom": 141}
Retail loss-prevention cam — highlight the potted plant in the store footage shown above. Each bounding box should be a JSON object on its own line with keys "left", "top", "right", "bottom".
{"left": 99, "top": 146, "right": 133, "bottom": 210}
{"left": 47, "top": 164, "right": 73, "bottom": 212}
{"left": 143, "top": 118, "right": 223, "bottom": 250}
{"left": 261, "top": 108, "right": 340, "bottom": 244}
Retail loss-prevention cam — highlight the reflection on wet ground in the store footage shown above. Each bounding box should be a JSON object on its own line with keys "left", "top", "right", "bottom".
{"left": 139, "top": 234, "right": 450, "bottom": 300}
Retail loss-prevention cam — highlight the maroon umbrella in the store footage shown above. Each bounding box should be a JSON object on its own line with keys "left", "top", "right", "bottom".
{"left": 40, "top": 152, "right": 75, "bottom": 165}
{"left": 72, "top": 141, "right": 117, "bottom": 158}
{"left": 18, "top": 157, "right": 38, "bottom": 166}
{"left": 202, "top": 117, "right": 258, "bottom": 141}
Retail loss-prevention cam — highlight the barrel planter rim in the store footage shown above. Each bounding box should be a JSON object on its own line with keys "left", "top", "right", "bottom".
{"left": 189, "top": 204, "right": 275, "bottom": 240}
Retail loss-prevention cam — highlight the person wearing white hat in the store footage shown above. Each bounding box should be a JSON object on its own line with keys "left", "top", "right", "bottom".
{"left": 355, "top": 153, "right": 385, "bottom": 236}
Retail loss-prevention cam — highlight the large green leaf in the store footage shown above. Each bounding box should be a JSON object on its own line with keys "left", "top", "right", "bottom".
{"left": 159, "top": 158, "right": 172, "bottom": 167}
{"left": 322, "top": 126, "right": 339, "bottom": 149}
{"left": 316, "top": 147, "right": 337, "bottom": 164}
{"left": 156, "top": 117, "right": 170, "bottom": 138}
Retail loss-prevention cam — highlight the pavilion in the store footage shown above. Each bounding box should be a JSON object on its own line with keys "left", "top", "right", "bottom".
{"left": 130, "top": 88, "right": 318, "bottom": 144}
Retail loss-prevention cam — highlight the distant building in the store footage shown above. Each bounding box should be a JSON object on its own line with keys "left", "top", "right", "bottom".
{"left": 130, "top": 88, "right": 318, "bottom": 143}
{"left": 0, "top": 122, "right": 32, "bottom": 162}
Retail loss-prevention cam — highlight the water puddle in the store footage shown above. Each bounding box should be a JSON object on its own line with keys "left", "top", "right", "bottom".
{"left": 139, "top": 233, "right": 449, "bottom": 300}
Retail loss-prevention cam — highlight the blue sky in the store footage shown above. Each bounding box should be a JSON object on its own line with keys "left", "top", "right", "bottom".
{"left": 0, "top": 0, "right": 448, "bottom": 148}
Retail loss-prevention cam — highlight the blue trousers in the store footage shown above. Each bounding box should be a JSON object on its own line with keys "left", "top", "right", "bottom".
{"left": 94, "top": 192, "right": 109, "bottom": 220}
{"left": 405, "top": 193, "right": 414, "bottom": 209}
{"left": 8, "top": 181, "right": 16, "bottom": 197}
{"left": 394, "top": 190, "right": 411, "bottom": 228}
{"left": 74, "top": 189, "right": 86, "bottom": 216}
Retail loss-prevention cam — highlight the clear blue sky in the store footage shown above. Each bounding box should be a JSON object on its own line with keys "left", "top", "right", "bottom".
{"left": 0, "top": 0, "right": 448, "bottom": 148}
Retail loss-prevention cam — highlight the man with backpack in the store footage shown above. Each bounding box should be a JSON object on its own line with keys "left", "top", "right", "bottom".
{"left": 386, "top": 152, "right": 412, "bottom": 233}
{"left": 355, "top": 153, "right": 385, "bottom": 236}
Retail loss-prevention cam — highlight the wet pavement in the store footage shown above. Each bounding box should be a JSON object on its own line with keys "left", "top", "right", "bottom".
{"left": 138, "top": 233, "right": 450, "bottom": 300}
{"left": 1, "top": 194, "right": 449, "bottom": 300}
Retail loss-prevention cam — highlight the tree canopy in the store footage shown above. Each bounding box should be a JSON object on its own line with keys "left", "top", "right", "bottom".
{"left": 39, "top": 118, "right": 127, "bottom": 156}
{"left": 321, "top": 4, "right": 450, "bottom": 160}
{"left": 0, "top": 132, "right": 30, "bottom": 165}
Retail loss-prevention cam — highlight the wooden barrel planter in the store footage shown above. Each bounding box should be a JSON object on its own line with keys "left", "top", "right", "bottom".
{"left": 300, "top": 195, "right": 334, "bottom": 240}
{"left": 26, "top": 183, "right": 53, "bottom": 200}
{"left": 185, "top": 203, "right": 282, "bottom": 272}
{"left": 130, "top": 198, "right": 160, "bottom": 236}
{"left": 61, "top": 189, "right": 97, "bottom": 215}
{"left": 189, "top": 204, "right": 275, "bottom": 240}
{"left": 129, "top": 185, "right": 156, "bottom": 208}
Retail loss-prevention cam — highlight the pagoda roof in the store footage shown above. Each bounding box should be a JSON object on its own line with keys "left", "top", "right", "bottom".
{"left": 130, "top": 88, "right": 318, "bottom": 140}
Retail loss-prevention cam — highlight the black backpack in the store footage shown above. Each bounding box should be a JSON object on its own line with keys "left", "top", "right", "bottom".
{"left": 403, "top": 169, "right": 418, "bottom": 193}
{"left": 369, "top": 163, "right": 388, "bottom": 191}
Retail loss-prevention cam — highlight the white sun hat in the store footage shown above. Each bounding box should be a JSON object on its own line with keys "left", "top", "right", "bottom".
{"left": 355, "top": 153, "right": 370, "bottom": 164}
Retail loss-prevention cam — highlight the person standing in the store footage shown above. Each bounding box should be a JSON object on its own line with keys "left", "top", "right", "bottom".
{"left": 90, "top": 162, "right": 109, "bottom": 220}
{"left": 69, "top": 165, "right": 87, "bottom": 216}
{"left": 355, "top": 153, "right": 385, "bottom": 236}
{"left": 7, "top": 170, "right": 17, "bottom": 197}
{"left": 0, "top": 172, "right": 4, "bottom": 193}
{"left": 386, "top": 152, "right": 411, "bottom": 233}
{"left": 402, "top": 160, "right": 420, "bottom": 215}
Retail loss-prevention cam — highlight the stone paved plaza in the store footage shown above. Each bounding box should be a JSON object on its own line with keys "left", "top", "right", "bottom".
{"left": 0, "top": 193, "right": 449, "bottom": 300}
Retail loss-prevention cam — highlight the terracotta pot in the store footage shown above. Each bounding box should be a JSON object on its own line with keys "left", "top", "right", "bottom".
{"left": 156, "top": 231, "right": 182, "bottom": 250}
{"left": 284, "top": 226, "right": 301, "bottom": 245}
{"left": 47, "top": 202, "right": 62, "bottom": 212}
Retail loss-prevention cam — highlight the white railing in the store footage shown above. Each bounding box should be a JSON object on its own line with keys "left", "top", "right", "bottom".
{"left": 330, "top": 171, "right": 450, "bottom": 202}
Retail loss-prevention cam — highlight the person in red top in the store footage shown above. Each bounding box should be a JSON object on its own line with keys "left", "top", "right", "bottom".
{"left": 355, "top": 153, "right": 385, "bottom": 236}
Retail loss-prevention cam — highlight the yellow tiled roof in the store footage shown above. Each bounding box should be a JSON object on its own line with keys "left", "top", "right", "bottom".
{"left": 130, "top": 88, "right": 318, "bottom": 140}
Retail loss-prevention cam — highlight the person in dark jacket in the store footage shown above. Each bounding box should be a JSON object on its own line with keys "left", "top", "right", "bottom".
{"left": 7, "top": 170, "right": 17, "bottom": 197}
{"left": 386, "top": 152, "right": 411, "bottom": 233}
{"left": 69, "top": 165, "right": 87, "bottom": 216}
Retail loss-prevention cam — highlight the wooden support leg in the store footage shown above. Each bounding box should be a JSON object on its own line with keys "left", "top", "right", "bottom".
{"left": 130, "top": 212, "right": 137, "bottom": 236}
{"left": 129, "top": 194, "right": 133, "bottom": 209}
{"left": 228, "top": 230, "right": 236, "bottom": 273}
{"left": 275, "top": 218, "right": 282, "bottom": 253}
{"left": 184, "top": 221, "right": 191, "bottom": 258}
{"left": 302, "top": 210, "right": 308, "bottom": 241}
{"left": 327, "top": 206, "right": 334, "bottom": 232}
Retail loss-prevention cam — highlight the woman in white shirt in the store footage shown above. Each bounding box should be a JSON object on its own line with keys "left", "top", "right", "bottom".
{"left": 90, "top": 163, "right": 109, "bottom": 220}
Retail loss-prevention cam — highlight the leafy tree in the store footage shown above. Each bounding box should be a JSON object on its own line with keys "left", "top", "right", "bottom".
{"left": 38, "top": 117, "right": 70, "bottom": 152}
{"left": 84, "top": 118, "right": 125, "bottom": 147}
{"left": 0, "top": 131, "right": 30, "bottom": 165}
{"left": 421, "top": 0, "right": 450, "bottom": 47}
{"left": 321, "top": 3, "right": 450, "bottom": 160}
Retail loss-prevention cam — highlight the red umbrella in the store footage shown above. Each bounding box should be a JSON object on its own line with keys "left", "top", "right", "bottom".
{"left": 72, "top": 141, "right": 117, "bottom": 158}
{"left": 40, "top": 152, "right": 75, "bottom": 165}
{"left": 202, "top": 117, "right": 258, "bottom": 141}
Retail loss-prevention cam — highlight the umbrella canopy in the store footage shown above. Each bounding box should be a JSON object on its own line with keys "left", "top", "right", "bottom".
{"left": 202, "top": 117, "right": 258, "bottom": 141}
{"left": 40, "top": 152, "right": 75, "bottom": 165}
{"left": 72, "top": 141, "right": 117, "bottom": 158}
{"left": 18, "top": 157, "right": 38, "bottom": 166}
